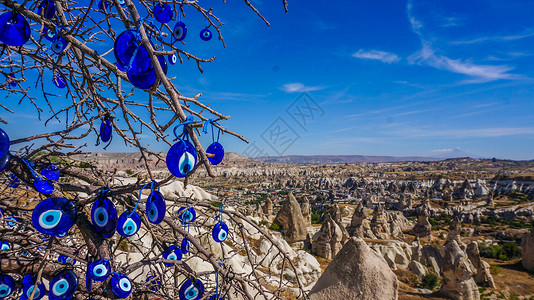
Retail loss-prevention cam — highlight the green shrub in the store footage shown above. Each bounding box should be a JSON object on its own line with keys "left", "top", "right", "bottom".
{"left": 269, "top": 223, "right": 281, "bottom": 231}
{"left": 260, "top": 220, "right": 269, "bottom": 226}
{"left": 125, "top": 169, "right": 135, "bottom": 175}
{"left": 479, "top": 241, "right": 521, "bottom": 261}
{"left": 78, "top": 162, "right": 93, "bottom": 168}
{"left": 490, "top": 265, "right": 501, "bottom": 275}
{"left": 421, "top": 273, "right": 438, "bottom": 290}
{"left": 311, "top": 214, "right": 321, "bottom": 224}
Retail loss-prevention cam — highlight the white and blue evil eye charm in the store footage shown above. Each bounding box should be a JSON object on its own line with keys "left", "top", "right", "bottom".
{"left": 42, "top": 27, "right": 56, "bottom": 41}
{"left": 177, "top": 206, "right": 196, "bottom": 225}
{"left": 199, "top": 28, "right": 212, "bottom": 41}
{"left": 91, "top": 196, "right": 117, "bottom": 237}
{"left": 0, "top": 241, "right": 9, "bottom": 251}
{"left": 51, "top": 36, "right": 68, "bottom": 55}
{"left": 117, "top": 0, "right": 126, "bottom": 7}
{"left": 117, "top": 210, "right": 141, "bottom": 237}
{"left": 87, "top": 259, "right": 111, "bottom": 281}
{"left": 20, "top": 274, "right": 45, "bottom": 300}
{"left": 0, "top": 274, "right": 15, "bottom": 299}
{"left": 166, "top": 140, "right": 197, "bottom": 178}
{"left": 212, "top": 222, "right": 229, "bottom": 243}
{"left": 58, "top": 255, "right": 75, "bottom": 265}
{"left": 32, "top": 197, "right": 76, "bottom": 236}
{"left": 179, "top": 278, "right": 205, "bottom": 300}
{"left": 6, "top": 215, "right": 18, "bottom": 227}
{"left": 110, "top": 273, "right": 132, "bottom": 298}
{"left": 162, "top": 244, "right": 182, "bottom": 267}
{"left": 48, "top": 269, "right": 78, "bottom": 300}
{"left": 181, "top": 237, "right": 191, "bottom": 255}
{"left": 169, "top": 53, "right": 178, "bottom": 65}
{"left": 173, "top": 21, "right": 187, "bottom": 41}
{"left": 146, "top": 190, "right": 166, "bottom": 224}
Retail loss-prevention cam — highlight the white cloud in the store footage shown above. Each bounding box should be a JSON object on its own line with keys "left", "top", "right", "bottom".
{"left": 280, "top": 83, "right": 324, "bottom": 93}
{"left": 352, "top": 49, "right": 400, "bottom": 63}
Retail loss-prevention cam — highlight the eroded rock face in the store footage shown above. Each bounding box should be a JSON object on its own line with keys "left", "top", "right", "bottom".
{"left": 347, "top": 201, "right": 372, "bottom": 238}
{"left": 410, "top": 208, "right": 432, "bottom": 240}
{"left": 262, "top": 198, "right": 273, "bottom": 215}
{"left": 440, "top": 239, "right": 480, "bottom": 300}
{"left": 370, "top": 204, "right": 391, "bottom": 239}
{"left": 301, "top": 196, "right": 312, "bottom": 226}
{"left": 466, "top": 242, "right": 495, "bottom": 288}
{"left": 309, "top": 237, "right": 398, "bottom": 300}
{"left": 312, "top": 214, "right": 347, "bottom": 259}
{"left": 273, "top": 192, "right": 307, "bottom": 243}
{"left": 522, "top": 228, "right": 534, "bottom": 270}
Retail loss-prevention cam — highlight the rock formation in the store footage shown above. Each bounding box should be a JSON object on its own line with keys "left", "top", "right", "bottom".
{"left": 440, "top": 239, "right": 480, "bottom": 300}
{"left": 262, "top": 198, "right": 273, "bottom": 215}
{"left": 309, "top": 237, "right": 398, "bottom": 300}
{"left": 312, "top": 214, "right": 347, "bottom": 259}
{"left": 370, "top": 203, "right": 391, "bottom": 239}
{"left": 522, "top": 228, "right": 534, "bottom": 270}
{"left": 323, "top": 203, "right": 342, "bottom": 224}
{"left": 301, "top": 196, "right": 311, "bottom": 226}
{"left": 410, "top": 207, "right": 432, "bottom": 240}
{"left": 347, "top": 201, "right": 373, "bottom": 238}
{"left": 273, "top": 192, "right": 307, "bottom": 243}
{"left": 466, "top": 242, "right": 495, "bottom": 288}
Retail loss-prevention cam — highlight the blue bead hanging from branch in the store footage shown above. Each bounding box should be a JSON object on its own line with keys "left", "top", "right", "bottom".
{"left": 179, "top": 278, "right": 205, "bottom": 300}
{"left": 21, "top": 157, "right": 55, "bottom": 194}
{"left": 31, "top": 197, "right": 76, "bottom": 236}
{"left": 167, "top": 116, "right": 197, "bottom": 178}
{"left": 203, "top": 120, "right": 225, "bottom": 165}
{"left": 90, "top": 188, "right": 118, "bottom": 237}
{"left": 0, "top": 11, "right": 31, "bottom": 47}
{"left": 0, "top": 274, "right": 16, "bottom": 299}
{"left": 212, "top": 198, "right": 228, "bottom": 243}
{"left": 110, "top": 273, "right": 133, "bottom": 298}
{"left": 48, "top": 269, "right": 78, "bottom": 299}
{"left": 20, "top": 274, "right": 46, "bottom": 300}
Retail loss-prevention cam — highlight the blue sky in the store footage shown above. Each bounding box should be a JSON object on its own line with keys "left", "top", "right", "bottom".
{"left": 2, "top": 0, "right": 534, "bottom": 159}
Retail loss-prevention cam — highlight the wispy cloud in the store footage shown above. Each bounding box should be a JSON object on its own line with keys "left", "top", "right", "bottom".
{"left": 385, "top": 126, "right": 534, "bottom": 138}
{"left": 352, "top": 49, "right": 400, "bottom": 63}
{"left": 450, "top": 31, "right": 534, "bottom": 45}
{"left": 280, "top": 83, "right": 325, "bottom": 93}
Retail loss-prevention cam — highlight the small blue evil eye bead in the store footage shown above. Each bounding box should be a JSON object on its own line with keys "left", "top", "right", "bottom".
{"left": 117, "top": 210, "right": 141, "bottom": 237}
{"left": 206, "top": 142, "right": 224, "bottom": 165}
{"left": 177, "top": 206, "right": 196, "bottom": 225}
{"left": 21, "top": 274, "right": 45, "bottom": 300}
{"left": 166, "top": 140, "right": 197, "bottom": 178}
{"left": 34, "top": 178, "right": 54, "bottom": 194}
{"left": 53, "top": 74, "right": 66, "bottom": 89}
{"left": 37, "top": 0, "right": 56, "bottom": 20}
{"left": 58, "top": 255, "right": 75, "bottom": 265}
{"left": 43, "top": 27, "right": 56, "bottom": 41}
{"left": 154, "top": 3, "right": 173, "bottom": 23}
{"left": 98, "top": 0, "right": 111, "bottom": 11}
{"left": 117, "top": 0, "right": 126, "bottom": 7}
{"left": 0, "top": 153, "right": 10, "bottom": 173}
{"left": 0, "top": 241, "right": 9, "bottom": 251}
{"left": 181, "top": 238, "right": 191, "bottom": 255}
{"left": 91, "top": 197, "right": 117, "bottom": 237}
{"left": 146, "top": 275, "right": 161, "bottom": 292}
{"left": 51, "top": 36, "right": 68, "bottom": 55}
{"left": 173, "top": 21, "right": 187, "bottom": 41}
{"left": 0, "top": 274, "right": 16, "bottom": 299}
{"left": 212, "top": 222, "right": 229, "bottom": 243}
{"left": 42, "top": 163, "right": 60, "bottom": 181}
{"left": 87, "top": 259, "right": 111, "bottom": 281}
{"left": 48, "top": 269, "right": 78, "bottom": 300}
{"left": 179, "top": 278, "right": 205, "bottom": 300}
{"left": 8, "top": 174, "right": 19, "bottom": 188}
{"left": 200, "top": 28, "right": 212, "bottom": 41}
{"left": 31, "top": 197, "right": 76, "bottom": 236}
{"left": 0, "top": 128, "right": 9, "bottom": 162}
{"left": 162, "top": 244, "right": 182, "bottom": 267}
{"left": 146, "top": 190, "right": 166, "bottom": 224}
{"left": 169, "top": 53, "right": 177, "bottom": 65}
{"left": 110, "top": 273, "right": 132, "bottom": 298}
{"left": 7, "top": 74, "right": 16, "bottom": 87}
{"left": 6, "top": 215, "right": 17, "bottom": 227}
{"left": 100, "top": 118, "right": 112, "bottom": 143}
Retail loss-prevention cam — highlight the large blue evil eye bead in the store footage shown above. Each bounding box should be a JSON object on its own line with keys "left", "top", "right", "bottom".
{"left": 51, "top": 37, "right": 68, "bottom": 54}
{"left": 146, "top": 190, "right": 166, "bottom": 224}
{"left": 110, "top": 273, "right": 132, "bottom": 298}
{"left": 38, "top": 0, "right": 56, "bottom": 20}
{"left": 42, "top": 163, "right": 60, "bottom": 181}
{"left": 34, "top": 178, "right": 54, "bottom": 194}
{"left": 179, "top": 278, "right": 205, "bottom": 300}
{"left": 199, "top": 28, "right": 212, "bottom": 41}
{"left": 53, "top": 74, "right": 66, "bottom": 88}
{"left": 154, "top": 3, "right": 173, "bottom": 23}
{"left": 0, "top": 12, "right": 31, "bottom": 47}
{"left": 166, "top": 140, "right": 197, "bottom": 178}
{"left": 162, "top": 244, "right": 182, "bottom": 267}
{"left": 0, "top": 128, "right": 9, "bottom": 160}
{"left": 0, "top": 274, "right": 15, "bottom": 299}
{"left": 87, "top": 259, "right": 111, "bottom": 281}
{"left": 91, "top": 197, "right": 117, "bottom": 237}
{"left": 100, "top": 119, "right": 112, "bottom": 143}
{"left": 32, "top": 197, "right": 76, "bottom": 236}
{"left": 0, "top": 153, "right": 10, "bottom": 173}
{"left": 49, "top": 269, "right": 78, "bottom": 300}
{"left": 0, "top": 241, "right": 9, "bottom": 251}
{"left": 177, "top": 206, "right": 196, "bottom": 225}
{"left": 212, "top": 222, "right": 229, "bottom": 243}
{"left": 173, "top": 22, "right": 187, "bottom": 41}
{"left": 181, "top": 238, "right": 191, "bottom": 254}
{"left": 117, "top": 210, "right": 141, "bottom": 237}
{"left": 114, "top": 30, "right": 151, "bottom": 75}
{"left": 206, "top": 142, "right": 224, "bottom": 165}
{"left": 21, "top": 274, "right": 45, "bottom": 300}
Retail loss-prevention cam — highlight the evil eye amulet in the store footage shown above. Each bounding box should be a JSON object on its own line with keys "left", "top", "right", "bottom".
{"left": 212, "top": 222, "right": 229, "bottom": 243}
{"left": 51, "top": 36, "right": 68, "bottom": 54}
{"left": 42, "top": 163, "right": 60, "bottom": 181}
{"left": 181, "top": 237, "right": 191, "bottom": 254}
{"left": 117, "top": 0, "right": 126, "bottom": 7}
{"left": 199, "top": 28, "right": 212, "bottom": 41}
{"left": 0, "top": 12, "right": 31, "bottom": 47}
{"left": 0, "top": 153, "right": 10, "bottom": 173}
{"left": 162, "top": 244, "right": 182, "bottom": 266}
{"left": 100, "top": 119, "right": 112, "bottom": 143}
{"left": 21, "top": 274, "right": 45, "bottom": 300}
{"left": 87, "top": 259, "right": 111, "bottom": 281}
{"left": 0, "top": 274, "right": 15, "bottom": 299}
{"left": 146, "top": 275, "right": 161, "bottom": 292}
{"left": 114, "top": 30, "right": 151, "bottom": 75}
{"left": 43, "top": 27, "right": 56, "bottom": 41}
{"left": 169, "top": 53, "right": 178, "bottom": 65}
{"left": 209, "top": 295, "right": 224, "bottom": 300}
{"left": 173, "top": 22, "right": 187, "bottom": 41}
{"left": 53, "top": 74, "right": 66, "bottom": 88}
{"left": 177, "top": 206, "right": 196, "bottom": 225}
{"left": 38, "top": 0, "right": 56, "bottom": 20}
{"left": 34, "top": 178, "right": 54, "bottom": 194}
{"left": 111, "top": 273, "right": 132, "bottom": 298}
{"left": 154, "top": 3, "right": 173, "bottom": 23}
{"left": 117, "top": 210, "right": 141, "bottom": 237}
{"left": 0, "top": 241, "right": 9, "bottom": 251}
{"left": 179, "top": 278, "right": 205, "bottom": 300}
{"left": 58, "top": 255, "right": 75, "bottom": 265}
{"left": 166, "top": 140, "right": 197, "bottom": 178}
{"left": 206, "top": 142, "right": 224, "bottom": 165}
{"left": 98, "top": 0, "right": 111, "bottom": 11}
{"left": 91, "top": 197, "right": 117, "bottom": 237}
{"left": 49, "top": 269, "right": 78, "bottom": 300}
{"left": 32, "top": 197, "right": 76, "bottom": 236}
{"left": 146, "top": 190, "right": 166, "bottom": 224}
{"left": 0, "top": 128, "right": 9, "bottom": 160}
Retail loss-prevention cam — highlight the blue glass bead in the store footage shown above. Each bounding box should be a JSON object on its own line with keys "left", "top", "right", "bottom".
{"left": 166, "top": 140, "right": 197, "bottom": 178}
{"left": 212, "top": 222, "right": 229, "bottom": 243}
{"left": 206, "top": 142, "right": 224, "bottom": 165}
{"left": 179, "top": 278, "right": 204, "bottom": 300}
{"left": 173, "top": 22, "right": 187, "bottom": 41}
{"left": 34, "top": 178, "right": 54, "bottom": 194}
{"left": 169, "top": 53, "right": 177, "bottom": 65}
{"left": 181, "top": 237, "right": 191, "bottom": 254}
{"left": 8, "top": 174, "right": 19, "bottom": 188}
{"left": 114, "top": 30, "right": 151, "bottom": 75}
{"left": 42, "top": 163, "right": 60, "bottom": 181}
{"left": 117, "top": 0, "right": 126, "bottom": 7}
{"left": 117, "top": 210, "right": 141, "bottom": 237}
{"left": 100, "top": 119, "right": 112, "bottom": 143}
{"left": 146, "top": 190, "right": 165, "bottom": 224}
{"left": 110, "top": 273, "right": 132, "bottom": 298}
{"left": 87, "top": 259, "right": 111, "bottom": 281}
{"left": 98, "top": 0, "right": 111, "bottom": 11}
{"left": 154, "top": 3, "right": 173, "bottom": 23}
{"left": 91, "top": 197, "right": 117, "bottom": 237}
{"left": 56, "top": 230, "right": 68, "bottom": 238}
{"left": 127, "top": 55, "right": 167, "bottom": 90}
{"left": 86, "top": 257, "right": 93, "bottom": 292}
{"left": 162, "top": 244, "right": 182, "bottom": 267}
{"left": 7, "top": 74, "right": 16, "bottom": 87}
{"left": 21, "top": 274, "right": 45, "bottom": 300}
{"left": 209, "top": 295, "right": 224, "bottom": 300}
{"left": 37, "top": 0, "right": 56, "bottom": 20}
{"left": 53, "top": 74, "right": 66, "bottom": 88}
{"left": 51, "top": 36, "right": 68, "bottom": 54}
{"left": 146, "top": 275, "right": 161, "bottom": 291}
{"left": 0, "top": 12, "right": 31, "bottom": 47}
{"left": 0, "top": 274, "right": 15, "bottom": 299}
{"left": 48, "top": 269, "right": 78, "bottom": 300}
{"left": 0, "top": 153, "right": 10, "bottom": 173}
{"left": 58, "top": 255, "right": 75, "bottom": 265}
{"left": 6, "top": 215, "right": 17, "bottom": 227}
{"left": 177, "top": 206, "right": 196, "bottom": 225}
{"left": 32, "top": 197, "right": 76, "bottom": 236}
{"left": 200, "top": 28, "right": 212, "bottom": 41}
{"left": 0, "top": 241, "right": 9, "bottom": 251}
{"left": 0, "top": 128, "right": 10, "bottom": 160}
{"left": 43, "top": 27, "right": 56, "bottom": 41}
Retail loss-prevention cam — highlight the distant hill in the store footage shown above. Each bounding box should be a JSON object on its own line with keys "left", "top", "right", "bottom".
{"left": 251, "top": 155, "right": 441, "bottom": 164}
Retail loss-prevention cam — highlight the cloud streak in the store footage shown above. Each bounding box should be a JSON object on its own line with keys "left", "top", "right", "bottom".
{"left": 352, "top": 49, "right": 400, "bottom": 63}
{"left": 280, "top": 83, "right": 325, "bottom": 93}
{"left": 385, "top": 126, "right": 534, "bottom": 138}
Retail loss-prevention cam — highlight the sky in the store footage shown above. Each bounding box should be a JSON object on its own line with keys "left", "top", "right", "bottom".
{"left": 2, "top": 0, "right": 534, "bottom": 160}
